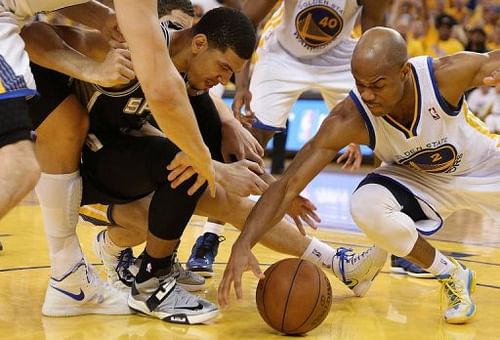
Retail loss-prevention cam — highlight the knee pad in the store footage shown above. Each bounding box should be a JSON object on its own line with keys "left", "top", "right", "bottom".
{"left": 351, "top": 183, "right": 419, "bottom": 257}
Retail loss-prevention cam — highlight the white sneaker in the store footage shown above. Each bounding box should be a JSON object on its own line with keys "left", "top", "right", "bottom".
{"left": 331, "top": 246, "right": 387, "bottom": 297}
{"left": 42, "top": 259, "right": 132, "bottom": 316}
{"left": 93, "top": 230, "right": 135, "bottom": 291}
{"left": 128, "top": 272, "right": 218, "bottom": 324}
{"left": 437, "top": 258, "right": 476, "bottom": 324}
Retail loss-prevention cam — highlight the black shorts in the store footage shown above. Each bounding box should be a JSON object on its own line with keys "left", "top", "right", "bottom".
{"left": 27, "top": 63, "right": 72, "bottom": 130}
{"left": 82, "top": 98, "right": 224, "bottom": 205}
{"left": 81, "top": 135, "right": 181, "bottom": 205}
{"left": 0, "top": 96, "right": 33, "bottom": 147}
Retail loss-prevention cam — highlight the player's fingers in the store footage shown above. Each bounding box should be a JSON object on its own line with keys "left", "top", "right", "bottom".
{"left": 292, "top": 216, "right": 306, "bottom": 236}
{"left": 217, "top": 272, "right": 232, "bottom": 308}
{"left": 243, "top": 160, "right": 264, "bottom": 174}
{"left": 255, "top": 177, "right": 269, "bottom": 193}
{"left": 250, "top": 258, "right": 265, "bottom": 280}
{"left": 301, "top": 214, "right": 318, "bottom": 229}
{"left": 208, "top": 177, "right": 217, "bottom": 197}
{"left": 171, "top": 168, "right": 196, "bottom": 189}
{"left": 233, "top": 274, "right": 243, "bottom": 300}
{"left": 232, "top": 98, "right": 243, "bottom": 118}
{"left": 255, "top": 142, "right": 265, "bottom": 157}
{"left": 337, "top": 152, "right": 347, "bottom": 164}
{"left": 167, "top": 164, "right": 189, "bottom": 180}
{"left": 119, "top": 65, "right": 136, "bottom": 80}
{"left": 187, "top": 175, "right": 207, "bottom": 195}
{"left": 245, "top": 149, "right": 264, "bottom": 166}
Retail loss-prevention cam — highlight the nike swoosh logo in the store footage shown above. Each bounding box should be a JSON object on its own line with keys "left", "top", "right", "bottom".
{"left": 178, "top": 303, "right": 203, "bottom": 311}
{"left": 51, "top": 285, "right": 85, "bottom": 301}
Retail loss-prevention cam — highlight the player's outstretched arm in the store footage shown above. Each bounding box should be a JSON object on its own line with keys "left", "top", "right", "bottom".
{"left": 434, "top": 50, "right": 500, "bottom": 106}
{"left": 114, "top": 0, "right": 215, "bottom": 196}
{"left": 218, "top": 97, "right": 370, "bottom": 307}
{"left": 22, "top": 22, "right": 135, "bottom": 87}
{"left": 360, "top": 0, "right": 391, "bottom": 32}
{"left": 56, "top": 1, "right": 123, "bottom": 42}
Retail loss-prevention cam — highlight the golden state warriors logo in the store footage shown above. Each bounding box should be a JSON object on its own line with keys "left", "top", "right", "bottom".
{"left": 295, "top": 6, "right": 343, "bottom": 48}
{"left": 399, "top": 144, "right": 460, "bottom": 173}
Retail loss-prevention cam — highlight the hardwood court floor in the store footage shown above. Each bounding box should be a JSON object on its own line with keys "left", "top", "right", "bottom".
{"left": 0, "top": 170, "right": 499, "bottom": 340}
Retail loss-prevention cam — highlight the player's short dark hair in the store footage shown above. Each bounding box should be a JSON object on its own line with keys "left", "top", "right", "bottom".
{"left": 193, "top": 7, "right": 256, "bottom": 60}
{"left": 158, "top": 0, "right": 194, "bottom": 18}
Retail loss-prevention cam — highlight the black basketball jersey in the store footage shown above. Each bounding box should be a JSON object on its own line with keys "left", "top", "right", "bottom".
{"left": 72, "top": 21, "right": 176, "bottom": 140}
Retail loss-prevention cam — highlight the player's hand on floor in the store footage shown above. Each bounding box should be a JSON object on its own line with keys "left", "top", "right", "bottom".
{"left": 218, "top": 242, "right": 264, "bottom": 308}
{"left": 232, "top": 88, "right": 256, "bottom": 129}
{"left": 287, "top": 195, "right": 321, "bottom": 235}
{"left": 336, "top": 143, "right": 362, "bottom": 171}
{"left": 483, "top": 69, "right": 500, "bottom": 86}
{"left": 92, "top": 46, "right": 135, "bottom": 87}
{"left": 215, "top": 160, "right": 268, "bottom": 196}
{"left": 167, "top": 152, "right": 212, "bottom": 196}
{"left": 221, "top": 119, "right": 264, "bottom": 166}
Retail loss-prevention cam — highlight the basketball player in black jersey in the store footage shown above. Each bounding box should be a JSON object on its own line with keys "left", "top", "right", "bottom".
{"left": 27, "top": 7, "right": 259, "bottom": 324}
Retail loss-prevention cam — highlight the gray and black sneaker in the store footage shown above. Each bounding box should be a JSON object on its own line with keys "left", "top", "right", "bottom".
{"left": 128, "top": 272, "right": 218, "bottom": 324}
{"left": 130, "top": 253, "right": 205, "bottom": 292}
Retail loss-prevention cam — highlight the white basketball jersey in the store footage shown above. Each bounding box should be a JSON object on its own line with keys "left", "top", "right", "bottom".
{"left": 268, "top": 0, "right": 361, "bottom": 58}
{"left": 1, "top": 0, "right": 88, "bottom": 20}
{"left": 350, "top": 56, "right": 499, "bottom": 176}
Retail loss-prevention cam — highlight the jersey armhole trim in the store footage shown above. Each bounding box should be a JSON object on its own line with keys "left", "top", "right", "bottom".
{"left": 349, "top": 90, "right": 376, "bottom": 150}
{"left": 426, "top": 56, "right": 463, "bottom": 117}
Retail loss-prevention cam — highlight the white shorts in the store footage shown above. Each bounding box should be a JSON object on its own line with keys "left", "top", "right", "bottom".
{"left": 374, "top": 149, "right": 500, "bottom": 233}
{"left": 249, "top": 34, "right": 356, "bottom": 130}
{"left": 485, "top": 114, "right": 500, "bottom": 133}
{"left": 0, "top": 7, "right": 37, "bottom": 100}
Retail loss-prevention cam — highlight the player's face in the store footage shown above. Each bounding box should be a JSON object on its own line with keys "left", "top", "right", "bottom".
{"left": 187, "top": 39, "right": 247, "bottom": 91}
{"left": 353, "top": 63, "right": 409, "bottom": 116}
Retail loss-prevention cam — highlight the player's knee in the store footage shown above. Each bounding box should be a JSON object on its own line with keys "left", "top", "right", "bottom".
{"left": 350, "top": 184, "right": 385, "bottom": 229}
{"left": 351, "top": 184, "right": 418, "bottom": 256}
{"left": 13, "top": 145, "right": 41, "bottom": 192}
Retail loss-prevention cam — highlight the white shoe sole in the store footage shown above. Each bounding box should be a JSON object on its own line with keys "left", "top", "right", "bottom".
{"left": 128, "top": 296, "right": 219, "bottom": 324}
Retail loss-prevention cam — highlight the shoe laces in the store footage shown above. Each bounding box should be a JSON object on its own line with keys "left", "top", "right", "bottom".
{"left": 194, "top": 233, "right": 225, "bottom": 259}
{"left": 334, "top": 247, "right": 371, "bottom": 282}
{"left": 116, "top": 248, "right": 135, "bottom": 284}
{"left": 439, "top": 274, "right": 467, "bottom": 311}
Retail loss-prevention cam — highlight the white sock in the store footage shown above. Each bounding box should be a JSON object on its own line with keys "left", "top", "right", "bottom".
{"left": 425, "top": 250, "right": 455, "bottom": 276}
{"left": 301, "top": 237, "right": 335, "bottom": 268}
{"left": 35, "top": 171, "right": 84, "bottom": 278}
{"left": 102, "top": 230, "right": 125, "bottom": 257}
{"left": 202, "top": 221, "right": 224, "bottom": 236}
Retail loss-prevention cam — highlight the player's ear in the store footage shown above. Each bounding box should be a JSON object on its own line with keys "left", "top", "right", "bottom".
{"left": 400, "top": 62, "right": 411, "bottom": 81}
{"left": 191, "top": 33, "right": 208, "bottom": 55}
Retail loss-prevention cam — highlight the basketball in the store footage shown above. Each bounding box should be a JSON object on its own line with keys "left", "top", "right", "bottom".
{"left": 256, "top": 258, "right": 332, "bottom": 335}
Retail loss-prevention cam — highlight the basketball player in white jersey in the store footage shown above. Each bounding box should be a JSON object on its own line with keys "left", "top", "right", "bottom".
{"left": 233, "top": 0, "right": 389, "bottom": 145}
{"left": 219, "top": 27, "right": 500, "bottom": 324}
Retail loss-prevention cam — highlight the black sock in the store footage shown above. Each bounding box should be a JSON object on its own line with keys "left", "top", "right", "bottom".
{"left": 135, "top": 251, "right": 173, "bottom": 283}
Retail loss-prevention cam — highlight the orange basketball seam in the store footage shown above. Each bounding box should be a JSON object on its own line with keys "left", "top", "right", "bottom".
{"left": 288, "top": 262, "right": 323, "bottom": 333}
{"left": 280, "top": 259, "right": 303, "bottom": 333}
{"left": 258, "top": 262, "right": 279, "bottom": 326}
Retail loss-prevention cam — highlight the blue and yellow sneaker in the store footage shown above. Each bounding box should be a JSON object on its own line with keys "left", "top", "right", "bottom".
{"left": 390, "top": 255, "right": 434, "bottom": 279}
{"left": 186, "top": 232, "right": 225, "bottom": 278}
{"left": 437, "top": 258, "right": 476, "bottom": 324}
